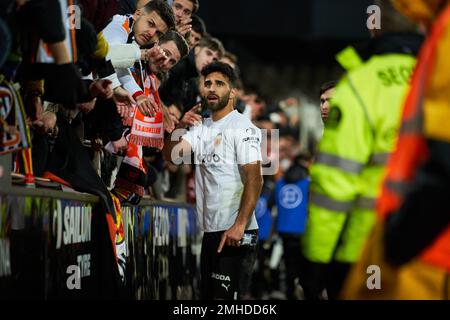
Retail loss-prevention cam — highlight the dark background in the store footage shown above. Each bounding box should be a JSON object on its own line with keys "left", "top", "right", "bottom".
{"left": 197, "top": 0, "right": 373, "bottom": 104}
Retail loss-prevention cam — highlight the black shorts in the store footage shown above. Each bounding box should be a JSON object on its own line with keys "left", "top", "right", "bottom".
{"left": 200, "top": 230, "right": 258, "bottom": 300}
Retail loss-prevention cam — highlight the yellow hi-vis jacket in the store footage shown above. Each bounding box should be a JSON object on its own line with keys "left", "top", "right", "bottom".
{"left": 302, "top": 35, "right": 420, "bottom": 264}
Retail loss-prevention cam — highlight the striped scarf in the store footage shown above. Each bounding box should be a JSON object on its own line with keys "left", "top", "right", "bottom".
{"left": 123, "top": 70, "right": 164, "bottom": 149}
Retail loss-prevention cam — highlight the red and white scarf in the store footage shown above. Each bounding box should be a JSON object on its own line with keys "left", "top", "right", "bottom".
{"left": 123, "top": 73, "right": 164, "bottom": 149}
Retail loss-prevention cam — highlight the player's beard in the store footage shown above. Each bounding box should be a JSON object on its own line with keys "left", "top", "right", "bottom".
{"left": 202, "top": 90, "right": 231, "bottom": 112}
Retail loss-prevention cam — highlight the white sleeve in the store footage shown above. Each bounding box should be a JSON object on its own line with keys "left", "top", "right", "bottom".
{"left": 108, "top": 43, "right": 141, "bottom": 69}
{"left": 235, "top": 124, "right": 262, "bottom": 165}
{"left": 102, "top": 15, "right": 142, "bottom": 93}
{"left": 182, "top": 125, "right": 201, "bottom": 153}
{"left": 102, "top": 72, "right": 122, "bottom": 89}
{"left": 102, "top": 15, "right": 130, "bottom": 46}
{"left": 116, "top": 68, "right": 143, "bottom": 96}
{"left": 102, "top": 15, "right": 141, "bottom": 68}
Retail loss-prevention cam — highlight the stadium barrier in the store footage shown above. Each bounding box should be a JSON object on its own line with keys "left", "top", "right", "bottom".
{"left": 0, "top": 186, "right": 200, "bottom": 299}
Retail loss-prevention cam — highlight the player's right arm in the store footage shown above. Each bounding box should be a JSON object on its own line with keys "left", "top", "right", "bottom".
{"left": 162, "top": 104, "right": 202, "bottom": 164}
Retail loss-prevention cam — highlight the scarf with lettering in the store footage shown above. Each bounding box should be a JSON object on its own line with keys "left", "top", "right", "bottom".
{"left": 123, "top": 71, "right": 164, "bottom": 149}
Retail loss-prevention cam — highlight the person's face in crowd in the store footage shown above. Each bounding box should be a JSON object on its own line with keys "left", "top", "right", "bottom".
{"left": 278, "top": 136, "right": 294, "bottom": 172}
{"left": 320, "top": 88, "right": 334, "bottom": 121}
{"left": 133, "top": 9, "right": 169, "bottom": 46}
{"left": 241, "top": 92, "right": 265, "bottom": 120}
{"left": 220, "top": 56, "right": 236, "bottom": 69}
{"left": 194, "top": 46, "right": 220, "bottom": 73}
{"left": 189, "top": 29, "right": 202, "bottom": 49}
{"left": 168, "top": 104, "right": 182, "bottom": 120}
{"left": 150, "top": 40, "right": 182, "bottom": 73}
{"left": 242, "top": 93, "right": 256, "bottom": 104}
{"left": 172, "top": 0, "right": 194, "bottom": 25}
{"left": 202, "top": 72, "right": 235, "bottom": 112}
{"left": 279, "top": 137, "right": 293, "bottom": 161}
{"left": 251, "top": 99, "right": 265, "bottom": 121}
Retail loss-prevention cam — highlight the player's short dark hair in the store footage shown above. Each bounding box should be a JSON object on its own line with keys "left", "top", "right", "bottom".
{"left": 142, "top": 0, "right": 176, "bottom": 31}
{"left": 201, "top": 61, "right": 238, "bottom": 88}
